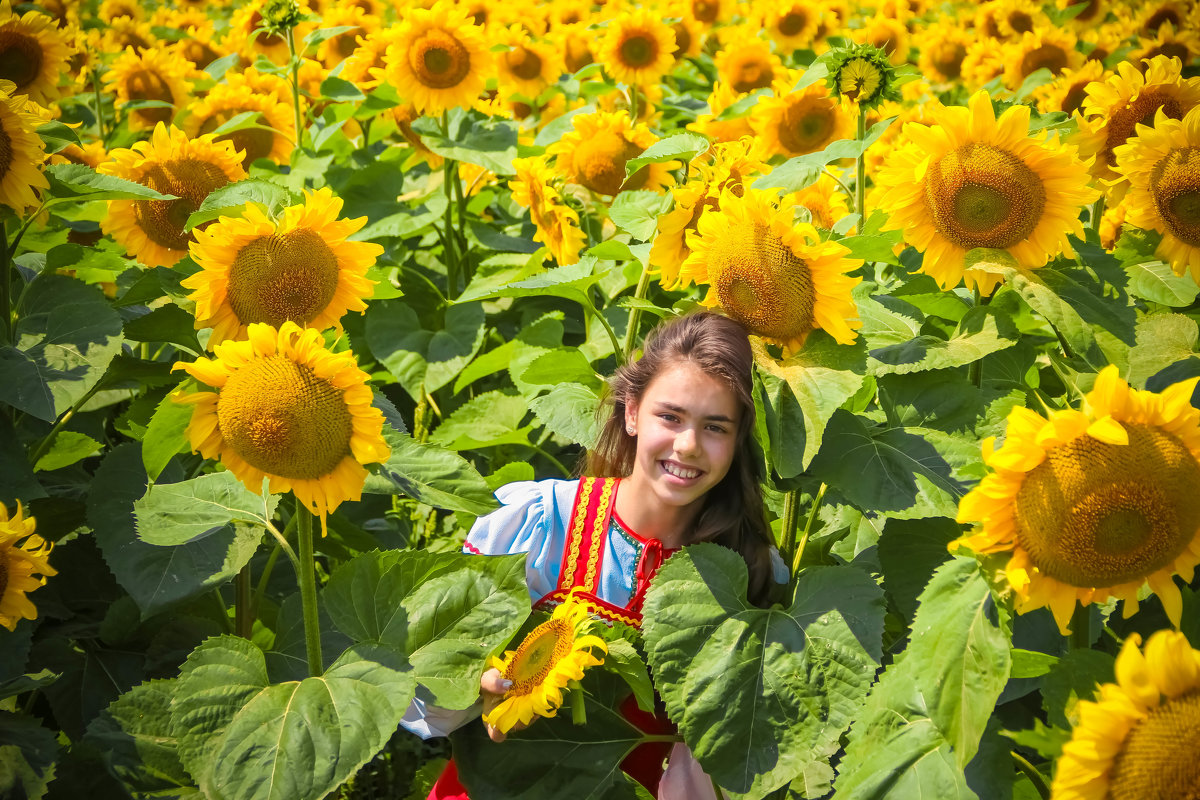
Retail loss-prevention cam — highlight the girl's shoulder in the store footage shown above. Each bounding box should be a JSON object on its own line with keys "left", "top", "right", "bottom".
{"left": 466, "top": 478, "right": 582, "bottom": 556}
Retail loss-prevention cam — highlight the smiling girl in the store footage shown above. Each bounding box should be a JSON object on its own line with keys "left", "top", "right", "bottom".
{"left": 406, "top": 311, "right": 785, "bottom": 799}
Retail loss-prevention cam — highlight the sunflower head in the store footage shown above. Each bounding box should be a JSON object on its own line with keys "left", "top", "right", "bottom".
{"left": 824, "top": 41, "right": 900, "bottom": 111}
{"left": 260, "top": 0, "right": 304, "bottom": 34}
{"left": 383, "top": 1, "right": 492, "bottom": 116}
{"left": 714, "top": 29, "right": 780, "bottom": 94}
{"left": 0, "top": 501, "right": 56, "bottom": 632}
{"left": 752, "top": 74, "right": 853, "bottom": 158}
{"left": 598, "top": 9, "right": 677, "bottom": 87}
{"left": 0, "top": 0, "right": 73, "bottom": 105}
{"left": 0, "top": 83, "right": 50, "bottom": 212}
{"left": 482, "top": 589, "right": 608, "bottom": 734}
{"left": 955, "top": 366, "right": 1200, "bottom": 633}
{"left": 547, "top": 110, "right": 676, "bottom": 197}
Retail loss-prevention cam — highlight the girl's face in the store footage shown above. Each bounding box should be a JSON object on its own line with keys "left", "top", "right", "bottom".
{"left": 623, "top": 360, "right": 741, "bottom": 518}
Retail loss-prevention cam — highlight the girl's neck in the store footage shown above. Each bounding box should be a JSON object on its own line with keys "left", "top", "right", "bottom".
{"left": 611, "top": 477, "right": 699, "bottom": 550}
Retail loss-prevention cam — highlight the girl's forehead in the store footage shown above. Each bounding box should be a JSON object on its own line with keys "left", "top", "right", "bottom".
{"left": 641, "top": 362, "right": 741, "bottom": 415}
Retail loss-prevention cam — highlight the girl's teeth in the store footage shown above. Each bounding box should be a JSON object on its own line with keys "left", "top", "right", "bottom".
{"left": 663, "top": 462, "right": 700, "bottom": 479}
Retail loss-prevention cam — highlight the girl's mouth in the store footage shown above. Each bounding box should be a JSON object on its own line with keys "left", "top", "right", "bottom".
{"left": 660, "top": 460, "right": 702, "bottom": 480}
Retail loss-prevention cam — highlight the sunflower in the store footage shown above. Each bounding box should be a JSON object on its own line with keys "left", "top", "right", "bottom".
{"left": 559, "top": 22, "right": 595, "bottom": 73}
{"left": 547, "top": 110, "right": 675, "bottom": 197}
{"left": 1099, "top": 199, "right": 1128, "bottom": 250}
{"left": 668, "top": 10, "right": 704, "bottom": 61}
{"left": 99, "top": 123, "right": 247, "bottom": 269}
{"left": 598, "top": 9, "right": 676, "bottom": 87}
{"left": 0, "top": 83, "right": 49, "bottom": 212}
{"left": 1077, "top": 56, "right": 1200, "bottom": 192}
{"left": 50, "top": 139, "right": 108, "bottom": 169}
{"left": 0, "top": 502, "right": 55, "bottom": 632}
{"left": 1057, "top": 0, "right": 1105, "bottom": 27}
{"left": 596, "top": 83, "right": 664, "bottom": 126}
{"left": 679, "top": 187, "right": 862, "bottom": 352}
{"left": 994, "top": 0, "right": 1048, "bottom": 38}
{"left": 1033, "top": 60, "right": 1108, "bottom": 117}
{"left": 853, "top": 14, "right": 909, "bottom": 66}
{"left": 383, "top": 1, "right": 491, "bottom": 116}
{"left": 1003, "top": 28, "right": 1085, "bottom": 92}
{"left": 961, "top": 38, "right": 1008, "bottom": 89}
{"left": 510, "top": 156, "right": 586, "bottom": 266}
{"left": 917, "top": 21, "right": 973, "bottom": 85}
{"left": 792, "top": 172, "right": 853, "bottom": 231}
{"left": 689, "top": 81, "right": 756, "bottom": 143}
{"left": 762, "top": 0, "right": 820, "bottom": 53}
{"left": 685, "top": 0, "right": 727, "bottom": 26}
{"left": 1137, "top": 0, "right": 1191, "bottom": 34}
{"left": 1130, "top": 21, "right": 1200, "bottom": 71}
{"left": 170, "top": 25, "right": 231, "bottom": 71}
{"left": 173, "top": 321, "right": 390, "bottom": 521}
{"left": 955, "top": 366, "right": 1200, "bottom": 634}
{"left": 1114, "top": 107, "right": 1200, "bottom": 282}
{"left": 184, "top": 187, "right": 381, "bottom": 345}
{"left": 714, "top": 29, "right": 780, "bottom": 95}
{"left": 100, "top": 17, "right": 155, "bottom": 55}
{"left": 1080, "top": 23, "right": 1127, "bottom": 64}
{"left": 99, "top": 0, "right": 141, "bottom": 22}
{"left": 227, "top": 0, "right": 311, "bottom": 66}
{"left": 316, "top": 6, "right": 379, "bottom": 69}
{"left": 344, "top": 27, "right": 403, "bottom": 92}
{"left": 0, "top": 0, "right": 73, "bottom": 104}
{"left": 752, "top": 74, "right": 853, "bottom": 159}
{"left": 874, "top": 91, "right": 1099, "bottom": 293}
{"left": 104, "top": 47, "right": 193, "bottom": 130}
{"left": 651, "top": 180, "right": 714, "bottom": 289}
{"left": 495, "top": 25, "right": 563, "bottom": 102}
{"left": 1052, "top": 630, "right": 1200, "bottom": 800}
{"left": 184, "top": 80, "right": 296, "bottom": 168}
{"left": 482, "top": 589, "right": 607, "bottom": 735}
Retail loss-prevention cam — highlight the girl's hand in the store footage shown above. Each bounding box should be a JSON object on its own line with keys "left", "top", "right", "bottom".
{"left": 481, "top": 667, "right": 527, "bottom": 742}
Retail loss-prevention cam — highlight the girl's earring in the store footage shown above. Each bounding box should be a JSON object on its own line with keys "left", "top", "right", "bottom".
{"left": 626, "top": 425, "right": 636, "bottom": 436}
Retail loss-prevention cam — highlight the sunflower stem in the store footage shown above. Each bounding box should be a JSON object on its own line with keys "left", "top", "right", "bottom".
{"left": 969, "top": 286, "right": 983, "bottom": 387}
{"left": 90, "top": 71, "right": 109, "bottom": 145}
{"left": 285, "top": 27, "right": 306, "bottom": 154}
{"left": 1069, "top": 603, "right": 1092, "bottom": 650}
{"left": 264, "top": 517, "right": 301, "bottom": 573}
{"left": 1089, "top": 196, "right": 1106, "bottom": 234}
{"left": 569, "top": 686, "right": 587, "bottom": 726}
{"left": 452, "top": 158, "right": 470, "bottom": 283}
{"left": 855, "top": 109, "right": 867, "bottom": 223}
{"left": 0, "top": 223, "right": 11, "bottom": 346}
{"left": 235, "top": 562, "right": 253, "bottom": 639}
{"left": 296, "top": 507, "right": 324, "bottom": 677}
{"left": 628, "top": 85, "right": 639, "bottom": 125}
{"left": 27, "top": 379, "right": 105, "bottom": 467}
{"left": 593, "top": 308, "right": 626, "bottom": 366}
{"left": 1010, "top": 751, "right": 1051, "bottom": 800}
{"left": 793, "top": 483, "right": 827, "bottom": 576}
{"left": 622, "top": 258, "right": 653, "bottom": 358}
{"left": 211, "top": 589, "right": 234, "bottom": 634}
{"left": 780, "top": 489, "right": 802, "bottom": 571}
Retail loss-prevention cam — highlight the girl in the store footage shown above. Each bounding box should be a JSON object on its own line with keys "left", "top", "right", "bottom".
{"left": 403, "top": 311, "right": 785, "bottom": 799}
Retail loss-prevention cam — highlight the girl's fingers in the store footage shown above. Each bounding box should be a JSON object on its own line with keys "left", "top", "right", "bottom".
{"left": 480, "top": 667, "right": 512, "bottom": 696}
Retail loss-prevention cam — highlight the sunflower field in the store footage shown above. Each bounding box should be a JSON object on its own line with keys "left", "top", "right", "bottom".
{"left": 5, "top": 0, "right": 1200, "bottom": 796}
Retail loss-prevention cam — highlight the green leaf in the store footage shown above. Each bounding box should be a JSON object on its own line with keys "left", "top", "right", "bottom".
{"left": 876, "top": 370, "right": 986, "bottom": 433}
{"left": 754, "top": 333, "right": 868, "bottom": 476}
{"left": 142, "top": 390, "right": 193, "bottom": 481}
{"left": 37, "top": 120, "right": 81, "bottom": 153}
{"left": 185, "top": 179, "right": 293, "bottom": 229}
{"left": 366, "top": 300, "right": 486, "bottom": 399}
{"left": 1010, "top": 649, "right": 1059, "bottom": 679}
{"left": 1127, "top": 260, "right": 1200, "bottom": 307}
{"left": 600, "top": 635, "right": 655, "bottom": 714}
{"left": 755, "top": 119, "right": 891, "bottom": 194}
{"left": 529, "top": 382, "right": 602, "bottom": 446}
{"left": 998, "top": 268, "right": 1105, "bottom": 366}
{"left": 33, "top": 431, "right": 101, "bottom": 472}
{"left": 172, "top": 637, "right": 417, "bottom": 800}
{"left": 86, "top": 680, "right": 198, "bottom": 798}
{"left": 323, "top": 549, "right": 529, "bottom": 708}
{"left": 623, "top": 132, "right": 709, "bottom": 177}
{"left": 857, "top": 291, "right": 924, "bottom": 347}
{"left": 1041, "top": 648, "right": 1113, "bottom": 728}
{"left": 1128, "top": 313, "right": 1199, "bottom": 387}
{"left": 412, "top": 114, "right": 519, "bottom": 174}
{"left": 303, "top": 24, "right": 356, "bottom": 48}
{"left": 643, "top": 545, "right": 884, "bottom": 795}
{"left": 609, "top": 190, "right": 672, "bottom": 241}
{"left": 836, "top": 558, "right": 1011, "bottom": 799}
{"left": 841, "top": 233, "right": 904, "bottom": 266}
{"left": 808, "top": 411, "right": 965, "bottom": 515}
{"left": 429, "top": 391, "right": 532, "bottom": 450}
{"left": 363, "top": 424, "right": 499, "bottom": 516}
{"left": 0, "top": 711, "right": 57, "bottom": 800}
{"left": 320, "top": 75, "right": 366, "bottom": 102}
{"left": 869, "top": 306, "right": 1019, "bottom": 376}
{"left": 876, "top": 516, "right": 960, "bottom": 621}
{"left": 135, "top": 471, "right": 278, "bottom": 546}
{"left": 0, "top": 275, "right": 124, "bottom": 421}
{"left": 123, "top": 303, "right": 202, "bottom": 354}
{"left": 45, "top": 163, "right": 175, "bottom": 203}
{"left": 520, "top": 347, "right": 601, "bottom": 390}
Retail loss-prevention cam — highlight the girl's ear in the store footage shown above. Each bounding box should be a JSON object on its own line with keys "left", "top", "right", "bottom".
{"left": 624, "top": 395, "right": 639, "bottom": 433}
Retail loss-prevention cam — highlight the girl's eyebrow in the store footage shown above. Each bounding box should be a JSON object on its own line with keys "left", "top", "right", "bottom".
{"left": 653, "top": 401, "right": 737, "bottom": 423}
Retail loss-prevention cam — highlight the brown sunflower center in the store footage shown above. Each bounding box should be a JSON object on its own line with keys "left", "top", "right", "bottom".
{"left": 505, "top": 46, "right": 543, "bottom": 82}
{"left": 1018, "top": 44, "right": 1069, "bottom": 82}
{"left": 692, "top": 0, "right": 719, "bottom": 23}
{"left": 565, "top": 37, "right": 593, "bottom": 72}
{"left": 1008, "top": 11, "right": 1034, "bottom": 33}
{"left": 0, "top": 31, "right": 42, "bottom": 92}
{"left": 126, "top": 68, "right": 176, "bottom": 125}
{"left": 1014, "top": 424, "right": 1200, "bottom": 588}
{"left": 573, "top": 130, "right": 643, "bottom": 195}
{"left": 924, "top": 142, "right": 1046, "bottom": 250}
{"left": 181, "top": 40, "right": 221, "bottom": 68}
{"left": 226, "top": 229, "right": 341, "bottom": 328}
{"left": 1068, "top": 0, "right": 1101, "bottom": 22}
{"left": 0, "top": 546, "right": 8, "bottom": 599}
{"left": 216, "top": 354, "right": 353, "bottom": 480}
{"left": 777, "top": 95, "right": 838, "bottom": 156}
{"left": 1151, "top": 146, "right": 1200, "bottom": 246}
{"left": 931, "top": 41, "right": 966, "bottom": 80}
{"left": 135, "top": 158, "right": 231, "bottom": 252}
{"left": 0, "top": 126, "right": 12, "bottom": 179}
{"left": 409, "top": 29, "right": 471, "bottom": 89}
{"left": 726, "top": 50, "right": 775, "bottom": 93}
{"left": 199, "top": 110, "right": 276, "bottom": 168}
{"left": 619, "top": 32, "right": 657, "bottom": 68}
{"left": 778, "top": 10, "right": 807, "bottom": 36}
{"left": 1104, "top": 90, "right": 1183, "bottom": 166}
{"left": 1145, "top": 6, "right": 1182, "bottom": 33}
{"left": 334, "top": 28, "right": 361, "bottom": 60}
{"left": 504, "top": 617, "right": 574, "bottom": 695}
{"left": 671, "top": 22, "right": 691, "bottom": 59}
{"left": 1062, "top": 80, "right": 1089, "bottom": 116}
{"left": 1108, "top": 690, "right": 1200, "bottom": 800}
{"left": 710, "top": 222, "right": 816, "bottom": 342}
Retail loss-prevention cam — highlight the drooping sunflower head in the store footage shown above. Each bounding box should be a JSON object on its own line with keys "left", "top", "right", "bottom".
{"left": 482, "top": 589, "right": 608, "bottom": 734}
{"left": 714, "top": 28, "right": 780, "bottom": 95}
{"left": 0, "top": 0, "right": 73, "bottom": 105}
{"left": 0, "top": 501, "right": 56, "bottom": 632}
{"left": 1002, "top": 28, "right": 1084, "bottom": 92}
{"left": 752, "top": 76, "right": 853, "bottom": 159}
{"left": 955, "top": 366, "right": 1200, "bottom": 634}
{"left": 1114, "top": 106, "right": 1200, "bottom": 282}
{"left": 99, "top": 123, "right": 248, "bottom": 269}
{"left": 184, "top": 187, "right": 382, "bottom": 345}
{"left": 874, "top": 90, "right": 1100, "bottom": 291}
{"left": 173, "top": 321, "right": 390, "bottom": 520}
{"left": 826, "top": 41, "right": 900, "bottom": 111}
{"left": 598, "top": 8, "right": 677, "bottom": 87}
{"left": 0, "top": 84, "right": 50, "bottom": 213}
{"left": 547, "top": 110, "right": 676, "bottom": 197}
{"left": 679, "top": 187, "right": 862, "bottom": 352}
{"left": 103, "top": 46, "right": 194, "bottom": 130}
{"left": 383, "top": 1, "right": 491, "bottom": 116}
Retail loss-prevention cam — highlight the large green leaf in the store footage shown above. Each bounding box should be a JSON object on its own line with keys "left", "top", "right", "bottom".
{"left": 835, "top": 558, "right": 1011, "bottom": 799}
{"left": 89, "top": 444, "right": 264, "bottom": 615}
{"left": 456, "top": 258, "right": 608, "bottom": 305}
{"left": 134, "top": 471, "right": 278, "bottom": 546}
{"left": 623, "top": 132, "right": 709, "bottom": 177}
{"left": 998, "top": 268, "right": 1108, "bottom": 367}
{"left": 362, "top": 424, "right": 499, "bottom": 515}
{"left": 755, "top": 119, "right": 893, "bottom": 193}
{"left": 411, "top": 113, "right": 519, "bottom": 174}
{"left": 0, "top": 275, "right": 124, "bottom": 421}
{"left": 44, "top": 163, "right": 175, "bottom": 203}
{"left": 1127, "top": 260, "right": 1199, "bottom": 307}
{"left": 323, "top": 549, "right": 529, "bottom": 709}
{"left": 86, "top": 679, "right": 199, "bottom": 798}
{"left": 429, "top": 391, "right": 533, "bottom": 450}
{"left": 876, "top": 370, "right": 986, "bottom": 433}
{"left": 365, "top": 300, "right": 486, "bottom": 399}
{"left": 868, "top": 306, "right": 1019, "bottom": 376}
{"left": 643, "top": 545, "right": 884, "bottom": 796}
{"left": 172, "top": 637, "right": 416, "bottom": 800}
{"left": 0, "top": 711, "right": 57, "bottom": 800}
{"left": 529, "top": 382, "right": 602, "bottom": 446}
{"left": 1128, "top": 313, "right": 1199, "bottom": 387}
{"left": 876, "top": 517, "right": 960, "bottom": 621}
{"left": 142, "top": 389, "right": 194, "bottom": 481}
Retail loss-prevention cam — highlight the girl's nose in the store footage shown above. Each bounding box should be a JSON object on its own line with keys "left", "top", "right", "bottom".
{"left": 674, "top": 427, "right": 700, "bottom": 455}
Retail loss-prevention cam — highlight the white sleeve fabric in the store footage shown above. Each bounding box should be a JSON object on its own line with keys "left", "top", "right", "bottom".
{"left": 769, "top": 546, "right": 790, "bottom": 585}
{"left": 399, "top": 694, "right": 480, "bottom": 740}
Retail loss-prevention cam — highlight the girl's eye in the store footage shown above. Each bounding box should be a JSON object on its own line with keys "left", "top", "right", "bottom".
{"left": 707, "top": 424, "right": 728, "bottom": 434}
{"left": 659, "top": 413, "right": 680, "bottom": 423}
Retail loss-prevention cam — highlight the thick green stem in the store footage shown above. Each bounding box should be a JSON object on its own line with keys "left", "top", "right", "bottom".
{"left": 855, "top": 111, "right": 867, "bottom": 223}
{"left": 1011, "top": 751, "right": 1051, "bottom": 800}
{"left": 968, "top": 286, "right": 983, "bottom": 387}
{"left": 622, "top": 260, "right": 653, "bottom": 358}
{"left": 592, "top": 308, "right": 625, "bottom": 366}
{"left": 570, "top": 685, "right": 587, "bottom": 725}
{"left": 296, "top": 508, "right": 324, "bottom": 677}
{"left": 235, "top": 562, "right": 253, "bottom": 639}
{"left": 793, "top": 483, "right": 828, "bottom": 575}
{"left": 285, "top": 28, "right": 305, "bottom": 154}
{"left": 1069, "top": 603, "right": 1091, "bottom": 650}
{"left": 90, "top": 71, "right": 109, "bottom": 145}
{"left": 780, "top": 489, "right": 802, "bottom": 569}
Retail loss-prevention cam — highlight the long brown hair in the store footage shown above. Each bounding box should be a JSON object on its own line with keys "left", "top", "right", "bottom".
{"left": 585, "top": 311, "right": 776, "bottom": 606}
